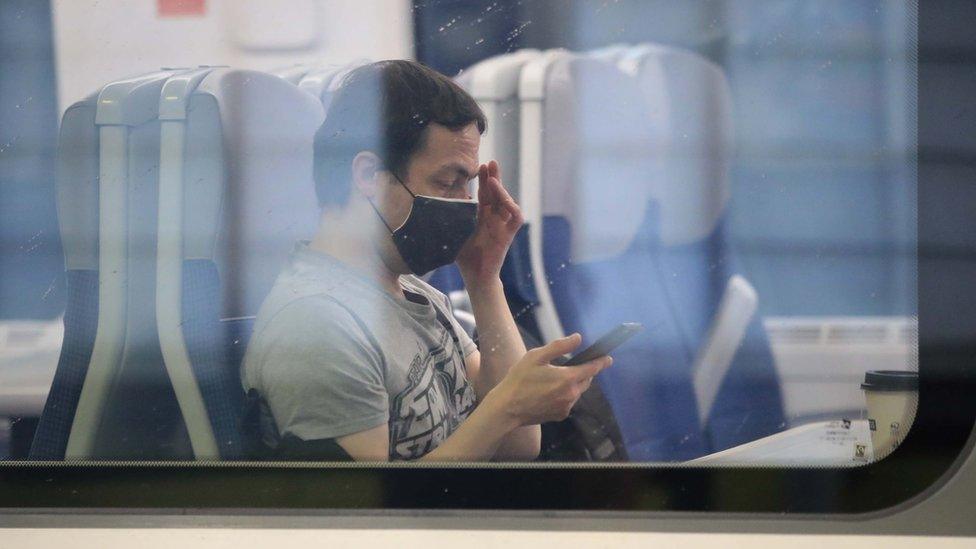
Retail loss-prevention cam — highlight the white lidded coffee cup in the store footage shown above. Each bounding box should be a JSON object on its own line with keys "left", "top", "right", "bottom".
{"left": 861, "top": 370, "right": 919, "bottom": 461}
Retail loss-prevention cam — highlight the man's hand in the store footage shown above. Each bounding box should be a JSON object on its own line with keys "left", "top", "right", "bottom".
{"left": 456, "top": 160, "right": 523, "bottom": 285}
{"left": 485, "top": 333, "right": 614, "bottom": 426}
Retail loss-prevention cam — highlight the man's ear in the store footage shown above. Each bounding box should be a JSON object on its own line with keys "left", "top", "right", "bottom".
{"left": 351, "top": 151, "right": 383, "bottom": 198}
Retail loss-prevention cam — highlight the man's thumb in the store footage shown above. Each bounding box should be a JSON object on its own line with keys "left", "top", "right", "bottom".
{"left": 538, "top": 333, "right": 582, "bottom": 363}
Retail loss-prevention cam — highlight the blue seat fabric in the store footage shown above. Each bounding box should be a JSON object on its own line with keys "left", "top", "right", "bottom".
{"left": 182, "top": 259, "right": 247, "bottom": 459}
{"left": 29, "top": 270, "right": 99, "bottom": 459}
{"left": 542, "top": 203, "right": 785, "bottom": 460}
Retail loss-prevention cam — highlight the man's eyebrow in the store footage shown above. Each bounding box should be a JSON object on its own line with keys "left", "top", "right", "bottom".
{"left": 437, "top": 163, "right": 477, "bottom": 180}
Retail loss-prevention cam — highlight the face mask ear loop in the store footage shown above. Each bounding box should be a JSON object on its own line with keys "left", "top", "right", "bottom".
{"left": 392, "top": 172, "right": 417, "bottom": 198}
{"left": 365, "top": 196, "right": 396, "bottom": 234}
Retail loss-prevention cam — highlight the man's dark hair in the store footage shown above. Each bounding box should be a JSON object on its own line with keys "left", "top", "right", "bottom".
{"left": 313, "top": 60, "right": 487, "bottom": 207}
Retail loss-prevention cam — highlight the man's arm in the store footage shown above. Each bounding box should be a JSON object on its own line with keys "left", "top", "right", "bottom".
{"left": 453, "top": 160, "right": 541, "bottom": 460}
{"left": 335, "top": 335, "right": 609, "bottom": 461}
{"left": 462, "top": 281, "right": 541, "bottom": 460}
{"left": 334, "top": 388, "right": 520, "bottom": 461}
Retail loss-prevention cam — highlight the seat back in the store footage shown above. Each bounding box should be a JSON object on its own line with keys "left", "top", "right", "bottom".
{"left": 28, "top": 90, "right": 101, "bottom": 460}
{"left": 32, "top": 66, "right": 323, "bottom": 461}
{"left": 31, "top": 70, "right": 195, "bottom": 460}
{"left": 625, "top": 45, "right": 786, "bottom": 451}
{"left": 518, "top": 51, "right": 705, "bottom": 461}
{"left": 156, "top": 68, "right": 325, "bottom": 459}
{"left": 513, "top": 44, "right": 786, "bottom": 458}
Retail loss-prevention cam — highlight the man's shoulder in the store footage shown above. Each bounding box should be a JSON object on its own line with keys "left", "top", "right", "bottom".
{"left": 242, "top": 292, "right": 377, "bottom": 387}
{"left": 254, "top": 259, "right": 367, "bottom": 330}
{"left": 254, "top": 291, "right": 360, "bottom": 341}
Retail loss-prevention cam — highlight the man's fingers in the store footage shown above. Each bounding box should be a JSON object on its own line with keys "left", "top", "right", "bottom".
{"left": 477, "top": 164, "right": 489, "bottom": 202}
{"left": 483, "top": 175, "right": 522, "bottom": 227}
{"left": 474, "top": 169, "right": 523, "bottom": 234}
{"left": 490, "top": 174, "right": 514, "bottom": 202}
{"left": 487, "top": 180, "right": 508, "bottom": 222}
{"left": 577, "top": 376, "right": 594, "bottom": 394}
{"left": 502, "top": 193, "right": 523, "bottom": 223}
{"left": 506, "top": 212, "right": 523, "bottom": 232}
{"left": 487, "top": 174, "right": 520, "bottom": 212}
{"left": 487, "top": 175, "right": 505, "bottom": 205}
{"left": 537, "top": 333, "right": 582, "bottom": 362}
{"left": 483, "top": 206, "right": 498, "bottom": 232}
{"left": 479, "top": 170, "right": 502, "bottom": 209}
{"left": 477, "top": 161, "right": 510, "bottom": 210}
{"left": 485, "top": 179, "right": 510, "bottom": 219}
{"left": 569, "top": 356, "right": 613, "bottom": 380}
{"left": 497, "top": 205, "right": 512, "bottom": 223}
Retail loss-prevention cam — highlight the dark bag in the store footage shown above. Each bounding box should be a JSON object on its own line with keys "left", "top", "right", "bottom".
{"left": 239, "top": 388, "right": 354, "bottom": 461}
{"left": 516, "top": 326, "right": 629, "bottom": 462}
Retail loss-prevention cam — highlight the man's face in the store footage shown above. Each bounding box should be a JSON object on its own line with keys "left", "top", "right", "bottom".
{"left": 394, "top": 121, "right": 481, "bottom": 202}
{"left": 375, "top": 122, "right": 481, "bottom": 273}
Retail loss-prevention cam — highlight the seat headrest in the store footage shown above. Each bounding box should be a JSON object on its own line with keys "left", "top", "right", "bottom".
{"left": 458, "top": 49, "right": 541, "bottom": 100}
{"left": 631, "top": 45, "right": 733, "bottom": 246}
{"left": 297, "top": 64, "right": 343, "bottom": 102}
{"left": 271, "top": 64, "right": 311, "bottom": 85}
{"left": 456, "top": 50, "right": 542, "bottom": 204}
{"left": 587, "top": 44, "right": 634, "bottom": 64}
{"left": 185, "top": 69, "right": 326, "bottom": 318}
{"left": 56, "top": 91, "right": 101, "bottom": 271}
{"left": 540, "top": 54, "right": 659, "bottom": 263}
{"left": 317, "top": 59, "right": 372, "bottom": 112}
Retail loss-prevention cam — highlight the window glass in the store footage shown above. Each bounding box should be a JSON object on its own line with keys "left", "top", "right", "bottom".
{"left": 0, "top": 0, "right": 921, "bottom": 470}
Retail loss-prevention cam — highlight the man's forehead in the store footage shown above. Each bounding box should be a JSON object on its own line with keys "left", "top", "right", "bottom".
{"left": 417, "top": 122, "right": 481, "bottom": 175}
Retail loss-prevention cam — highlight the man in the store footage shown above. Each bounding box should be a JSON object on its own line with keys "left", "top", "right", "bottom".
{"left": 241, "top": 60, "right": 612, "bottom": 461}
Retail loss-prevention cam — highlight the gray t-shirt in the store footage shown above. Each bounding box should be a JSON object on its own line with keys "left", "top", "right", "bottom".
{"left": 241, "top": 242, "right": 478, "bottom": 460}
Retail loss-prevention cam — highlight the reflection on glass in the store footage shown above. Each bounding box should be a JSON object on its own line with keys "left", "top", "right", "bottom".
{"left": 0, "top": 0, "right": 917, "bottom": 466}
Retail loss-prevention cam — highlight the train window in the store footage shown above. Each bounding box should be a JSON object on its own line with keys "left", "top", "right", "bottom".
{"left": 0, "top": 0, "right": 972, "bottom": 518}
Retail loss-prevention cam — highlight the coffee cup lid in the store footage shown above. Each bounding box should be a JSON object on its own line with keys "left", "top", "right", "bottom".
{"left": 861, "top": 370, "right": 919, "bottom": 391}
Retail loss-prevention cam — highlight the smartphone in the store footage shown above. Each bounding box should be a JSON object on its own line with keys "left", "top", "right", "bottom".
{"left": 553, "top": 322, "right": 644, "bottom": 366}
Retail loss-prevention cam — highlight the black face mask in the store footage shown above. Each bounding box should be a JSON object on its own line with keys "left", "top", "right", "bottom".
{"left": 368, "top": 174, "right": 478, "bottom": 275}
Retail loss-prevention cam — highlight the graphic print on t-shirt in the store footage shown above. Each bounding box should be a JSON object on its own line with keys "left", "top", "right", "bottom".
{"left": 389, "top": 329, "right": 476, "bottom": 460}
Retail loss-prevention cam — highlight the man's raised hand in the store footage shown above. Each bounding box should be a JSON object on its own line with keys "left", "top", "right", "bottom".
{"left": 456, "top": 160, "right": 524, "bottom": 284}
